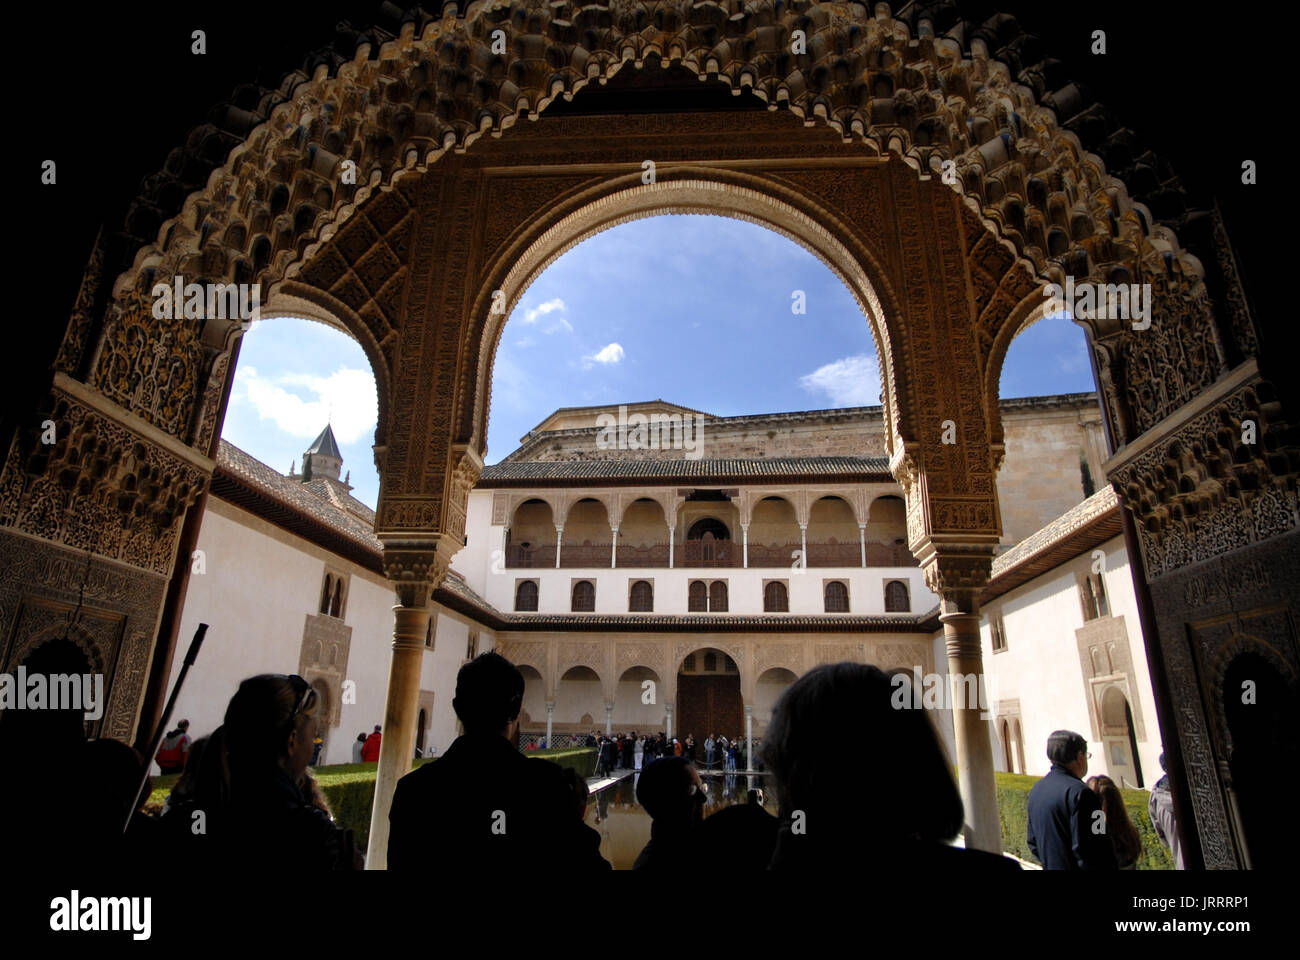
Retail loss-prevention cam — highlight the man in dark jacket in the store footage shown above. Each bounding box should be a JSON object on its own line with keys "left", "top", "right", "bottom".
{"left": 388, "top": 652, "right": 609, "bottom": 873}
{"left": 1027, "top": 730, "right": 1118, "bottom": 870}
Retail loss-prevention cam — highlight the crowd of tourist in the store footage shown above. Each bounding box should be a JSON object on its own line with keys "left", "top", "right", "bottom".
{"left": 0, "top": 644, "right": 1181, "bottom": 873}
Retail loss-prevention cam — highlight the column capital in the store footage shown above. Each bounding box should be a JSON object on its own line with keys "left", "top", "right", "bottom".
{"left": 744, "top": 704, "right": 753, "bottom": 716}
{"left": 920, "top": 544, "right": 997, "bottom": 613}
{"left": 381, "top": 538, "right": 448, "bottom": 608}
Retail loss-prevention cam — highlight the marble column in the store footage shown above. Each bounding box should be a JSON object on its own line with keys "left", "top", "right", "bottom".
{"left": 665, "top": 702, "right": 674, "bottom": 739}
{"left": 554, "top": 524, "right": 563, "bottom": 569}
{"left": 741, "top": 524, "right": 749, "bottom": 569}
{"left": 605, "top": 702, "right": 613, "bottom": 735}
{"left": 667, "top": 524, "right": 674, "bottom": 569}
{"left": 365, "top": 601, "right": 430, "bottom": 869}
{"left": 545, "top": 700, "right": 554, "bottom": 748}
{"left": 858, "top": 523, "right": 867, "bottom": 567}
{"left": 610, "top": 526, "right": 618, "bottom": 568}
{"left": 745, "top": 704, "right": 753, "bottom": 773}
{"left": 941, "top": 604, "right": 1001, "bottom": 853}
{"left": 799, "top": 524, "right": 807, "bottom": 569}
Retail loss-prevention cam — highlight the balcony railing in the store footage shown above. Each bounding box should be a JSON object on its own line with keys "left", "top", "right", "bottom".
{"left": 504, "top": 539, "right": 916, "bottom": 568}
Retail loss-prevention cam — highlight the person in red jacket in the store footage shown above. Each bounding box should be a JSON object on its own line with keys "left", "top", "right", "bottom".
{"left": 362, "top": 725, "right": 382, "bottom": 762}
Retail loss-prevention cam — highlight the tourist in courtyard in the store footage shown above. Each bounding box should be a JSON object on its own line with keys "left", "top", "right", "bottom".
{"left": 1087, "top": 774, "right": 1142, "bottom": 869}
{"left": 1026, "top": 730, "right": 1117, "bottom": 870}
{"left": 705, "top": 734, "right": 716, "bottom": 769}
{"left": 725, "top": 740, "right": 737, "bottom": 771}
{"left": 351, "top": 732, "right": 367, "bottom": 763}
{"left": 155, "top": 718, "right": 192, "bottom": 775}
{"left": 762, "top": 663, "right": 1021, "bottom": 872}
{"left": 387, "top": 652, "right": 608, "bottom": 872}
{"left": 163, "top": 673, "right": 363, "bottom": 870}
{"left": 1148, "top": 753, "right": 1183, "bottom": 868}
{"left": 685, "top": 734, "right": 696, "bottom": 762}
{"left": 634, "top": 735, "right": 645, "bottom": 770}
{"left": 362, "top": 725, "right": 382, "bottom": 762}
{"left": 632, "top": 756, "right": 705, "bottom": 871}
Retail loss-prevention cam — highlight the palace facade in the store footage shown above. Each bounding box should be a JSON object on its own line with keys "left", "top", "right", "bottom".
{"left": 165, "top": 391, "right": 1162, "bottom": 789}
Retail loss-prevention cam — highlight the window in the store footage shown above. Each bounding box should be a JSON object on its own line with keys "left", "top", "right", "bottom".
{"left": 884, "top": 580, "right": 909, "bottom": 612}
{"left": 688, "top": 581, "right": 707, "bottom": 612}
{"left": 1081, "top": 572, "right": 1109, "bottom": 621}
{"left": 319, "top": 570, "right": 347, "bottom": 618}
{"left": 709, "top": 580, "right": 728, "bottom": 612}
{"left": 703, "top": 651, "right": 717, "bottom": 672}
{"left": 764, "top": 581, "right": 789, "bottom": 613}
{"left": 990, "top": 615, "right": 1007, "bottom": 652}
{"left": 824, "top": 581, "right": 849, "bottom": 613}
{"left": 572, "top": 580, "right": 595, "bottom": 612}
{"left": 515, "top": 580, "right": 539, "bottom": 612}
{"left": 683, "top": 653, "right": 696, "bottom": 672}
{"left": 629, "top": 580, "right": 653, "bottom": 612}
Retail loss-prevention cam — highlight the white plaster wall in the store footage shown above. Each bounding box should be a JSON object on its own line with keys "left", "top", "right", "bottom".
{"left": 164, "top": 499, "right": 399, "bottom": 771}
{"left": 973, "top": 536, "right": 1164, "bottom": 783}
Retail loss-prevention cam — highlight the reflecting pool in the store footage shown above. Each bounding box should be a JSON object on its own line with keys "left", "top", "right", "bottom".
{"left": 583, "top": 770, "right": 778, "bottom": 870}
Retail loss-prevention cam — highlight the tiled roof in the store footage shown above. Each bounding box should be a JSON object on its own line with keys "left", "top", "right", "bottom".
{"left": 982, "top": 487, "right": 1122, "bottom": 603}
{"left": 301, "top": 477, "right": 376, "bottom": 526}
{"left": 479, "top": 455, "right": 891, "bottom": 485}
{"left": 214, "top": 441, "right": 382, "bottom": 562}
{"left": 305, "top": 424, "right": 343, "bottom": 459}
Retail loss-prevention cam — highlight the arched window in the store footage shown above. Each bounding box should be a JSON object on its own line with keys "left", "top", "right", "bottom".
{"left": 515, "top": 580, "right": 538, "bottom": 611}
{"left": 629, "top": 580, "right": 653, "bottom": 612}
{"left": 884, "top": 580, "right": 910, "bottom": 612}
{"left": 319, "top": 574, "right": 332, "bottom": 614}
{"left": 572, "top": 580, "right": 595, "bottom": 612}
{"left": 764, "top": 581, "right": 789, "bottom": 612}
{"left": 824, "top": 581, "right": 849, "bottom": 612}
{"left": 330, "top": 579, "right": 344, "bottom": 618}
{"left": 709, "top": 581, "right": 728, "bottom": 612}
{"left": 688, "top": 581, "right": 707, "bottom": 612}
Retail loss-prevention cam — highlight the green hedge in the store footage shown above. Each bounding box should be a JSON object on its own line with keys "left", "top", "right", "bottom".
{"left": 147, "top": 749, "right": 597, "bottom": 851}
{"left": 995, "top": 771, "right": 1173, "bottom": 870}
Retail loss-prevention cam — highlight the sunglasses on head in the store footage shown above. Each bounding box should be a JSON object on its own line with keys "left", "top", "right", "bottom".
{"left": 286, "top": 674, "right": 317, "bottom": 725}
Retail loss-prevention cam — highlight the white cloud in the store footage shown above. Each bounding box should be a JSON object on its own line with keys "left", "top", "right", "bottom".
{"left": 582, "top": 343, "right": 625, "bottom": 368}
{"left": 798, "top": 354, "right": 881, "bottom": 407}
{"left": 233, "top": 364, "right": 377, "bottom": 443}
{"left": 521, "top": 298, "right": 566, "bottom": 325}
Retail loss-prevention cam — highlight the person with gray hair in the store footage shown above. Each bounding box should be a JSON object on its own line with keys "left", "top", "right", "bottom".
{"left": 1026, "top": 729, "right": 1117, "bottom": 870}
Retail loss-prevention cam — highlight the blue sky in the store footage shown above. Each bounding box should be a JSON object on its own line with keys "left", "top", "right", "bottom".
{"left": 223, "top": 215, "right": 1094, "bottom": 509}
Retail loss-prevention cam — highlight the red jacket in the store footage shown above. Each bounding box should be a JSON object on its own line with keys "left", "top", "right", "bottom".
{"left": 362, "top": 732, "right": 382, "bottom": 762}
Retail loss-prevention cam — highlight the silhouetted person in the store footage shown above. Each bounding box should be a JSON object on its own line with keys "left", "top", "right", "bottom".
{"left": 560, "top": 766, "right": 611, "bottom": 872}
{"left": 162, "top": 735, "right": 209, "bottom": 815}
{"left": 164, "top": 674, "right": 362, "bottom": 870}
{"left": 155, "top": 718, "right": 191, "bottom": 774}
{"left": 1026, "top": 730, "right": 1116, "bottom": 870}
{"left": 762, "top": 662, "right": 1020, "bottom": 872}
{"left": 632, "top": 757, "right": 705, "bottom": 871}
{"left": 388, "top": 652, "right": 608, "bottom": 872}
{"left": 1147, "top": 753, "right": 1182, "bottom": 869}
{"left": 698, "top": 787, "right": 778, "bottom": 870}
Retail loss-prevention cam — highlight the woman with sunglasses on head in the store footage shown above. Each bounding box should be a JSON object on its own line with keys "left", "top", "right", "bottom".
{"left": 163, "top": 674, "right": 363, "bottom": 870}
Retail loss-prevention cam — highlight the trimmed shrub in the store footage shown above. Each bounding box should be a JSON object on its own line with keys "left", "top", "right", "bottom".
{"left": 995, "top": 771, "right": 1173, "bottom": 870}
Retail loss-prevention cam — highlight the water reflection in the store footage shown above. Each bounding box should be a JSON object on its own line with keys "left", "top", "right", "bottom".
{"left": 584, "top": 771, "right": 778, "bottom": 870}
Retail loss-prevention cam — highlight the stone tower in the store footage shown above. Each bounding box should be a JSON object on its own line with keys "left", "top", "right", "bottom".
{"left": 301, "top": 424, "right": 343, "bottom": 483}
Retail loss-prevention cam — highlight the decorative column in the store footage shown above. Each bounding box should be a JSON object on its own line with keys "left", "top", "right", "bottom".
{"left": 667, "top": 523, "right": 674, "bottom": 569}
{"left": 610, "top": 525, "right": 618, "bottom": 568}
{"left": 745, "top": 704, "right": 753, "bottom": 773}
{"left": 554, "top": 524, "right": 563, "bottom": 569}
{"left": 605, "top": 702, "right": 613, "bottom": 735}
{"left": 799, "top": 524, "right": 807, "bottom": 568}
{"left": 741, "top": 523, "right": 749, "bottom": 568}
{"left": 858, "top": 523, "right": 867, "bottom": 567}
{"left": 938, "top": 585, "right": 1001, "bottom": 854}
{"left": 665, "top": 702, "right": 674, "bottom": 739}
{"left": 367, "top": 541, "right": 441, "bottom": 869}
{"left": 545, "top": 700, "right": 554, "bottom": 748}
